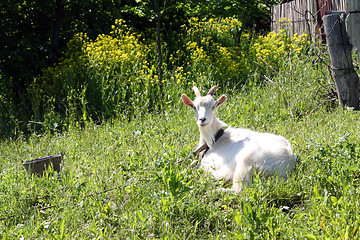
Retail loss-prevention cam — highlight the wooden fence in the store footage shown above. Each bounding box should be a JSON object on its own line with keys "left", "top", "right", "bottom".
{"left": 271, "top": 0, "right": 360, "bottom": 52}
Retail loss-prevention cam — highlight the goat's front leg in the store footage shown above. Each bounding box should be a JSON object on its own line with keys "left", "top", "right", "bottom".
{"left": 189, "top": 144, "right": 208, "bottom": 168}
{"left": 176, "top": 143, "right": 207, "bottom": 165}
{"left": 231, "top": 161, "right": 253, "bottom": 193}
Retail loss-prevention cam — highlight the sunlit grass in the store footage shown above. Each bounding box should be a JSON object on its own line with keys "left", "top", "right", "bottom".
{"left": 1, "top": 17, "right": 360, "bottom": 239}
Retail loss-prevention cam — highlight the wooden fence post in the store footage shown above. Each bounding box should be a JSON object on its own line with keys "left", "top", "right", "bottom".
{"left": 323, "top": 12, "right": 359, "bottom": 110}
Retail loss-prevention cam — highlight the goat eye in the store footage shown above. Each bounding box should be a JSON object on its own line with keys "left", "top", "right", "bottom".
{"left": 211, "top": 106, "right": 215, "bottom": 110}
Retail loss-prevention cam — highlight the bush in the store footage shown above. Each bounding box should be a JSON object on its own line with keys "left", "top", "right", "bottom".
{"left": 169, "top": 17, "right": 246, "bottom": 89}
{"left": 0, "top": 74, "right": 16, "bottom": 136}
{"left": 169, "top": 17, "right": 310, "bottom": 91}
{"left": 30, "top": 19, "right": 159, "bottom": 130}
{"left": 253, "top": 30, "right": 310, "bottom": 72}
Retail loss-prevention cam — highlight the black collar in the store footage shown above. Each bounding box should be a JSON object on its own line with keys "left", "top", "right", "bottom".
{"left": 214, "top": 128, "right": 225, "bottom": 143}
{"left": 178, "top": 128, "right": 225, "bottom": 168}
{"left": 203, "top": 128, "right": 224, "bottom": 155}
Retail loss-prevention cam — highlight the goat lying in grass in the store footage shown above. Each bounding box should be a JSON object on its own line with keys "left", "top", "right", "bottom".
{"left": 181, "top": 86, "right": 296, "bottom": 192}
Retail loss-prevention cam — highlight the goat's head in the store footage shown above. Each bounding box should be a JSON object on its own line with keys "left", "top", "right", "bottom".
{"left": 181, "top": 86, "right": 227, "bottom": 128}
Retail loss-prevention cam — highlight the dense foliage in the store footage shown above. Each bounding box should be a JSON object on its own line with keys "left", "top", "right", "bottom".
{"left": 1, "top": 0, "right": 278, "bottom": 138}
{"left": 1, "top": 17, "right": 309, "bottom": 137}
{"left": 29, "top": 19, "right": 157, "bottom": 131}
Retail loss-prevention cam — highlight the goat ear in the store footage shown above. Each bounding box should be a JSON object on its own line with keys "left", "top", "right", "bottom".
{"left": 215, "top": 95, "right": 227, "bottom": 108}
{"left": 181, "top": 94, "right": 194, "bottom": 108}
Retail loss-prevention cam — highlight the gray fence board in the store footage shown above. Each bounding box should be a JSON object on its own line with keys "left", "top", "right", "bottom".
{"left": 271, "top": 0, "right": 359, "bottom": 52}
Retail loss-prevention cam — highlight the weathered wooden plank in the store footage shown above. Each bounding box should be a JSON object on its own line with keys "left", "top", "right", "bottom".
{"left": 345, "top": 0, "right": 360, "bottom": 54}
{"left": 271, "top": 0, "right": 327, "bottom": 37}
{"left": 271, "top": 0, "right": 359, "bottom": 49}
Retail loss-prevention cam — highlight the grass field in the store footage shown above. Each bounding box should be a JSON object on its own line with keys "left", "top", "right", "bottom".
{"left": 1, "top": 63, "right": 360, "bottom": 239}
{"left": 1, "top": 16, "right": 360, "bottom": 238}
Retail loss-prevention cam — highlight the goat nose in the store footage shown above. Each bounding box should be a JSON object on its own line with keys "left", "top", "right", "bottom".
{"left": 199, "top": 117, "right": 206, "bottom": 123}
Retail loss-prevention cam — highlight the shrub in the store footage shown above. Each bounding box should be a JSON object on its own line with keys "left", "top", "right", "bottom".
{"left": 169, "top": 17, "right": 246, "bottom": 89}
{"left": 0, "top": 74, "right": 16, "bottom": 136}
{"left": 84, "top": 19, "right": 158, "bottom": 119}
{"left": 252, "top": 30, "right": 310, "bottom": 72}
{"left": 27, "top": 17, "right": 311, "bottom": 134}
{"left": 169, "top": 17, "right": 310, "bottom": 92}
{"left": 30, "top": 19, "right": 159, "bottom": 129}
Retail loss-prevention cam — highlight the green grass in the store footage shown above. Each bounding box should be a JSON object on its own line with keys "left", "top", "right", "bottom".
{"left": 2, "top": 14, "right": 360, "bottom": 238}
{"left": 1, "top": 66, "right": 360, "bottom": 239}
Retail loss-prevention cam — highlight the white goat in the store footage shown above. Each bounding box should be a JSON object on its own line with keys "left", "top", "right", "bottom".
{"left": 181, "top": 86, "right": 296, "bottom": 192}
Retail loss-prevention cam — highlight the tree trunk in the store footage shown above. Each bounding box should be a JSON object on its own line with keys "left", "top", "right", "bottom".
{"left": 51, "top": 0, "right": 65, "bottom": 64}
{"left": 154, "top": 0, "right": 164, "bottom": 110}
{"left": 323, "top": 12, "right": 359, "bottom": 110}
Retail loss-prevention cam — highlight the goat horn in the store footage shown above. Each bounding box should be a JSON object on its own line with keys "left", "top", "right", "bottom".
{"left": 207, "top": 86, "right": 219, "bottom": 96}
{"left": 192, "top": 86, "right": 201, "bottom": 97}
